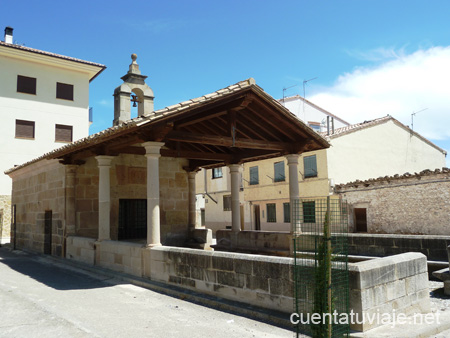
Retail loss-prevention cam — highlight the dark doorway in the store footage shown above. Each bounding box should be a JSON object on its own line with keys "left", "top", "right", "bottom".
{"left": 12, "top": 205, "right": 16, "bottom": 250}
{"left": 254, "top": 205, "right": 261, "bottom": 230}
{"left": 354, "top": 208, "right": 367, "bottom": 232}
{"left": 44, "top": 210, "right": 52, "bottom": 254}
{"left": 118, "top": 199, "right": 147, "bottom": 240}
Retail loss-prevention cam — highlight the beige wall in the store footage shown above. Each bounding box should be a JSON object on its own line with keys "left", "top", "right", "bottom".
{"left": 9, "top": 153, "right": 191, "bottom": 254}
{"left": 0, "top": 194, "right": 11, "bottom": 243}
{"left": 9, "top": 159, "right": 66, "bottom": 254}
{"left": 337, "top": 169, "right": 450, "bottom": 235}
{"left": 243, "top": 151, "right": 330, "bottom": 231}
{"left": 328, "top": 119, "right": 446, "bottom": 184}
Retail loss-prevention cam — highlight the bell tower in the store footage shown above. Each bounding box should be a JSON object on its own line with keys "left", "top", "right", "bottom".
{"left": 113, "top": 54, "right": 154, "bottom": 126}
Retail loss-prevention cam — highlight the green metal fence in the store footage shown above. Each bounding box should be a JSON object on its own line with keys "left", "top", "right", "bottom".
{"left": 293, "top": 197, "right": 349, "bottom": 338}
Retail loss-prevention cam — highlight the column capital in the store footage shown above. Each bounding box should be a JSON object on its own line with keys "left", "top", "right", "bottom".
{"left": 64, "top": 164, "right": 78, "bottom": 175}
{"left": 95, "top": 155, "right": 116, "bottom": 167}
{"left": 143, "top": 141, "right": 165, "bottom": 158}
{"left": 286, "top": 153, "right": 300, "bottom": 165}
{"left": 228, "top": 164, "right": 241, "bottom": 172}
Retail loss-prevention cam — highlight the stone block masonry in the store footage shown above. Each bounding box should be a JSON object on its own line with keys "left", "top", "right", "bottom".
{"left": 65, "top": 237, "right": 430, "bottom": 333}
{"left": 349, "top": 252, "right": 430, "bottom": 331}
{"left": 0, "top": 194, "right": 11, "bottom": 243}
{"left": 336, "top": 168, "right": 450, "bottom": 235}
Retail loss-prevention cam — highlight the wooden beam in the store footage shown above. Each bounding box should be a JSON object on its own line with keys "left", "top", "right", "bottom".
{"left": 176, "top": 111, "right": 227, "bottom": 128}
{"left": 165, "top": 130, "right": 293, "bottom": 150}
{"left": 161, "top": 149, "right": 232, "bottom": 161}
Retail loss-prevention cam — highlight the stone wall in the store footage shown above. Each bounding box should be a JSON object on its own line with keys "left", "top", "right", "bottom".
{"left": 64, "top": 237, "right": 430, "bottom": 332}
{"left": 336, "top": 168, "right": 450, "bottom": 235}
{"left": 74, "top": 154, "right": 189, "bottom": 244}
{"left": 66, "top": 236, "right": 96, "bottom": 265}
{"left": 96, "top": 240, "right": 144, "bottom": 276}
{"left": 349, "top": 252, "right": 430, "bottom": 331}
{"left": 9, "top": 160, "right": 66, "bottom": 254}
{"left": 348, "top": 233, "right": 450, "bottom": 262}
{"left": 0, "top": 194, "right": 11, "bottom": 243}
{"left": 145, "top": 246, "right": 294, "bottom": 313}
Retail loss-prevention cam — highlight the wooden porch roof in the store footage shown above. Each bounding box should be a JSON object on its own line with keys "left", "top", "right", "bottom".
{"left": 6, "top": 78, "right": 329, "bottom": 174}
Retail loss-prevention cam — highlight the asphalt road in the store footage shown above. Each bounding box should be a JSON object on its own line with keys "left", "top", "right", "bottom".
{"left": 0, "top": 248, "right": 293, "bottom": 338}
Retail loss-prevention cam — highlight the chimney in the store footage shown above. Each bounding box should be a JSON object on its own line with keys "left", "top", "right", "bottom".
{"left": 4, "top": 26, "right": 13, "bottom": 44}
{"left": 331, "top": 117, "right": 335, "bottom": 134}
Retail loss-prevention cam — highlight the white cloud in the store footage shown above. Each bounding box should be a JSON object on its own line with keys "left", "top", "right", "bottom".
{"left": 98, "top": 99, "right": 112, "bottom": 107}
{"left": 345, "top": 46, "right": 407, "bottom": 62}
{"left": 310, "top": 46, "right": 450, "bottom": 142}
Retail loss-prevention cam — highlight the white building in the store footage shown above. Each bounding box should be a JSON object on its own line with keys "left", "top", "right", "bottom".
{"left": 280, "top": 95, "right": 349, "bottom": 132}
{"left": 197, "top": 96, "right": 447, "bottom": 234}
{"left": 0, "top": 27, "right": 105, "bottom": 242}
{"left": 195, "top": 94, "right": 350, "bottom": 234}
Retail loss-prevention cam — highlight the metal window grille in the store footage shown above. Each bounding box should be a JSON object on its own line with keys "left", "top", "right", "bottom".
{"left": 293, "top": 197, "right": 349, "bottom": 337}
{"left": 283, "top": 202, "right": 290, "bottom": 223}
{"left": 302, "top": 201, "right": 316, "bottom": 223}
{"left": 304, "top": 155, "right": 318, "bottom": 178}
{"left": 249, "top": 166, "right": 259, "bottom": 185}
{"left": 274, "top": 161, "right": 285, "bottom": 182}
{"left": 266, "top": 203, "right": 276, "bottom": 222}
{"left": 118, "top": 199, "right": 147, "bottom": 240}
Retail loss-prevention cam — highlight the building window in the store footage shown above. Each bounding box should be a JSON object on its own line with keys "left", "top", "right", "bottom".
{"left": 274, "top": 161, "right": 285, "bottom": 182}
{"left": 212, "top": 167, "right": 223, "bottom": 179}
{"left": 267, "top": 203, "right": 276, "bottom": 222}
{"left": 118, "top": 199, "right": 147, "bottom": 240}
{"left": 56, "top": 82, "right": 74, "bottom": 101}
{"left": 308, "top": 122, "right": 321, "bottom": 132}
{"left": 55, "top": 124, "right": 73, "bottom": 142}
{"left": 223, "top": 195, "right": 231, "bottom": 211}
{"left": 17, "top": 75, "right": 36, "bottom": 95}
{"left": 15, "top": 119, "right": 35, "bottom": 139}
{"left": 304, "top": 155, "right": 317, "bottom": 178}
{"left": 303, "top": 201, "right": 316, "bottom": 223}
{"left": 283, "top": 202, "right": 290, "bottom": 223}
{"left": 249, "top": 166, "right": 259, "bottom": 185}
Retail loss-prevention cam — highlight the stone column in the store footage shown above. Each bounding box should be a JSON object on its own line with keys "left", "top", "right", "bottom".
{"left": 143, "top": 141, "right": 165, "bottom": 247}
{"left": 229, "top": 164, "right": 241, "bottom": 232}
{"left": 286, "top": 154, "right": 300, "bottom": 234}
{"left": 96, "top": 156, "right": 115, "bottom": 241}
{"left": 188, "top": 171, "right": 197, "bottom": 230}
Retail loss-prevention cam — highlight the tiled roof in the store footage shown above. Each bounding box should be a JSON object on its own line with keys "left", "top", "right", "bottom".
{"left": 320, "top": 115, "right": 391, "bottom": 138}
{"left": 279, "top": 95, "right": 351, "bottom": 125}
{"left": 335, "top": 167, "right": 449, "bottom": 190}
{"left": 320, "top": 115, "right": 447, "bottom": 155}
{"left": 5, "top": 78, "right": 272, "bottom": 174}
{"left": 0, "top": 41, "right": 106, "bottom": 80}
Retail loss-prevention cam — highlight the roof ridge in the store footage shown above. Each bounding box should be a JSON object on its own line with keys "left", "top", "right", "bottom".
{"left": 0, "top": 41, "right": 105, "bottom": 68}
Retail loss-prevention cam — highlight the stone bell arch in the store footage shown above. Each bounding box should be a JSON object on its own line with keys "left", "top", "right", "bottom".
{"left": 113, "top": 53, "right": 154, "bottom": 126}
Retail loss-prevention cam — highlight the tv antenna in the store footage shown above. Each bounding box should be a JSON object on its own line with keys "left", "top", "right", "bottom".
{"left": 302, "top": 77, "right": 317, "bottom": 113}
{"left": 303, "top": 77, "right": 317, "bottom": 99}
{"left": 411, "top": 108, "right": 428, "bottom": 131}
{"left": 282, "top": 84, "right": 298, "bottom": 101}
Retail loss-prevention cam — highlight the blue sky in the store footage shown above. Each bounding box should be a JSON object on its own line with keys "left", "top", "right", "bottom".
{"left": 2, "top": 0, "right": 449, "bottom": 167}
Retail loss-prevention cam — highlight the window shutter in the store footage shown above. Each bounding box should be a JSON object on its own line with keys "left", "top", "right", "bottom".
{"left": 274, "top": 161, "right": 285, "bottom": 182}
{"left": 304, "top": 155, "right": 317, "bottom": 178}
{"left": 56, "top": 82, "right": 74, "bottom": 100}
{"left": 15, "top": 120, "right": 35, "bottom": 138}
{"left": 249, "top": 166, "right": 259, "bottom": 185}
{"left": 17, "top": 75, "right": 36, "bottom": 95}
{"left": 55, "top": 124, "right": 73, "bottom": 142}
